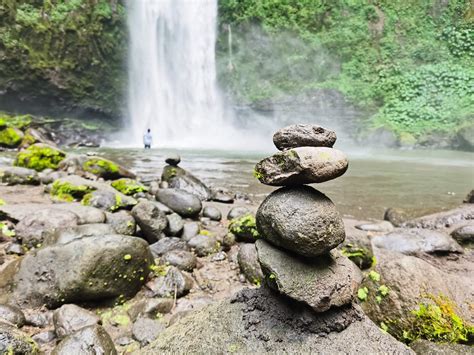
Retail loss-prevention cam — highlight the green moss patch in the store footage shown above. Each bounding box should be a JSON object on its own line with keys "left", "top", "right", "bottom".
{"left": 403, "top": 294, "right": 474, "bottom": 344}
{"left": 229, "top": 214, "right": 260, "bottom": 242}
{"left": 0, "top": 127, "right": 23, "bottom": 148}
{"left": 111, "top": 178, "right": 148, "bottom": 196}
{"left": 50, "top": 180, "right": 95, "bottom": 202}
{"left": 83, "top": 157, "right": 120, "bottom": 179}
{"left": 14, "top": 144, "right": 66, "bottom": 171}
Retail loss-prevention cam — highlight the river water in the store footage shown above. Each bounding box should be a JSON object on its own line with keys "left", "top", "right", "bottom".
{"left": 97, "top": 147, "right": 473, "bottom": 220}
{"left": 1, "top": 148, "right": 472, "bottom": 220}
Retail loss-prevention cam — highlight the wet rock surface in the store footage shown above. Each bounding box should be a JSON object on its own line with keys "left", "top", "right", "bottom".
{"left": 0, "top": 321, "right": 40, "bottom": 354}
{"left": 53, "top": 304, "right": 101, "bottom": 338}
{"left": 156, "top": 188, "right": 202, "bottom": 217}
{"left": 254, "top": 147, "right": 348, "bottom": 186}
{"left": 256, "top": 240, "right": 361, "bottom": 312}
{"left": 237, "top": 243, "right": 263, "bottom": 285}
{"left": 131, "top": 200, "right": 168, "bottom": 243}
{"left": 51, "top": 325, "right": 116, "bottom": 355}
{"left": 13, "top": 235, "right": 153, "bottom": 307}
{"left": 140, "top": 287, "right": 412, "bottom": 354}
{"left": 256, "top": 186, "right": 345, "bottom": 257}
{"left": 161, "top": 165, "right": 211, "bottom": 201}
{"left": 273, "top": 124, "right": 337, "bottom": 150}
{"left": 372, "top": 228, "right": 463, "bottom": 255}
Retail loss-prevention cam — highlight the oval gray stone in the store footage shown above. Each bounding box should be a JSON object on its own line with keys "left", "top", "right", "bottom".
{"left": 254, "top": 147, "right": 348, "bottom": 186}
{"left": 256, "top": 186, "right": 345, "bottom": 257}
{"left": 273, "top": 124, "right": 337, "bottom": 150}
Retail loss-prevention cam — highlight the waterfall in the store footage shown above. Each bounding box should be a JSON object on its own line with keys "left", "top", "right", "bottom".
{"left": 126, "top": 0, "right": 240, "bottom": 148}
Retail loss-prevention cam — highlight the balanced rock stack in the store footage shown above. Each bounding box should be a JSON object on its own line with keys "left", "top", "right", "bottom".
{"left": 254, "top": 124, "right": 362, "bottom": 312}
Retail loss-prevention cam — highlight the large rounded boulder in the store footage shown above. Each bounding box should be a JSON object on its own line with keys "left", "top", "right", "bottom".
{"left": 13, "top": 235, "right": 153, "bottom": 307}
{"left": 161, "top": 165, "right": 211, "bottom": 201}
{"left": 256, "top": 186, "right": 345, "bottom": 257}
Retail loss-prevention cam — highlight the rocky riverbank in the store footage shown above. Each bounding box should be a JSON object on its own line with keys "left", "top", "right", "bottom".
{"left": 0, "top": 124, "right": 473, "bottom": 353}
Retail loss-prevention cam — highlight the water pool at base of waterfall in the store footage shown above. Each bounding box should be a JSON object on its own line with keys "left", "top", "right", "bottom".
{"left": 81, "top": 148, "right": 474, "bottom": 220}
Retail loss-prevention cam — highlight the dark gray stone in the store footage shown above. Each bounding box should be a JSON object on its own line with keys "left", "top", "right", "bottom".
{"left": 105, "top": 210, "right": 136, "bottom": 235}
{"left": 256, "top": 186, "right": 345, "bottom": 257}
{"left": 132, "top": 317, "right": 165, "bottom": 345}
{"left": 0, "top": 166, "right": 40, "bottom": 185}
{"left": 256, "top": 240, "right": 361, "bottom": 312}
{"left": 53, "top": 304, "right": 100, "bottom": 338}
{"left": 164, "top": 153, "right": 181, "bottom": 166}
{"left": 0, "top": 321, "right": 39, "bottom": 354}
{"left": 202, "top": 206, "right": 222, "bottom": 221}
{"left": 237, "top": 243, "right": 263, "bottom": 285}
{"left": 156, "top": 189, "right": 202, "bottom": 218}
{"left": 0, "top": 304, "right": 25, "bottom": 327}
{"left": 210, "top": 187, "right": 234, "bottom": 203}
{"left": 181, "top": 222, "right": 200, "bottom": 242}
{"left": 13, "top": 235, "right": 153, "bottom": 307}
{"left": 162, "top": 250, "right": 197, "bottom": 272}
{"left": 15, "top": 209, "right": 79, "bottom": 248}
{"left": 165, "top": 213, "right": 184, "bottom": 236}
{"left": 161, "top": 166, "right": 211, "bottom": 201}
{"left": 187, "top": 234, "right": 219, "bottom": 256}
{"left": 128, "top": 298, "right": 174, "bottom": 321}
{"left": 146, "top": 267, "right": 193, "bottom": 298}
{"left": 372, "top": 228, "right": 463, "bottom": 255}
{"left": 273, "top": 124, "right": 337, "bottom": 150}
{"left": 410, "top": 339, "right": 474, "bottom": 355}
{"left": 149, "top": 237, "right": 187, "bottom": 258}
{"left": 131, "top": 200, "right": 168, "bottom": 244}
{"left": 32, "top": 330, "right": 56, "bottom": 345}
{"left": 254, "top": 147, "right": 348, "bottom": 186}
{"left": 5, "top": 243, "right": 24, "bottom": 255}
{"left": 451, "top": 224, "right": 474, "bottom": 246}
{"left": 83, "top": 189, "right": 136, "bottom": 212}
{"left": 46, "top": 223, "right": 116, "bottom": 245}
{"left": 51, "top": 325, "right": 116, "bottom": 355}
{"left": 139, "top": 287, "right": 412, "bottom": 354}
{"left": 384, "top": 208, "right": 409, "bottom": 227}
{"left": 227, "top": 206, "right": 250, "bottom": 221}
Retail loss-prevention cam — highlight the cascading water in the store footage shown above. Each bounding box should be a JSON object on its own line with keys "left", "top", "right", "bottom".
{"left": 126, "top": 0, "right": 251, "bottom": 149}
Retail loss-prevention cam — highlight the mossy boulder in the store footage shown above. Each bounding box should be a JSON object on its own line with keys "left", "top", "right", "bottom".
{"left": 0, "top": 127, "right": 24, "bottom": 148}
{"left": 20, "top": 127, "right": 52, "bottom": 149}
{"left": 111, "top": 178, "right": 148, "bottom": 196}
{"left": 82, "top": 157, "right": 135, "bottom": 180}
{"left": 229, "top": 214, "right": 259, "bottom": 242}
{"left": 14, "top": 143, "right": 66, "bottom": 171}
{"left": 0, "top": 113, "right": 32, "bottom": 130}
{"left": 0, "top": 167, "right": 40, "bottom": 186}
{"left": 13, "top": 235, "right": 153, "bottom": 307}
{"left": 50, "top": 179, "right": 96, "bottom": 202}
{"left": 82, "top": 190, "right": 137, "bottom": 212}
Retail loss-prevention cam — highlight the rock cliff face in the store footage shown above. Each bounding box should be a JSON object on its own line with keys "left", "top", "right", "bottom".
{"left": 0, "top": 1, "right": 127, "bottom": 119}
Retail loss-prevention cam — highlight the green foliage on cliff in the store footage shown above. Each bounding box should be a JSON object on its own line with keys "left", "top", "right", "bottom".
{"left": 0, "top": 0, "right": 127, "bottom": 117}
{"left": 217, "top": 0, "right": 473, "bottom": 138}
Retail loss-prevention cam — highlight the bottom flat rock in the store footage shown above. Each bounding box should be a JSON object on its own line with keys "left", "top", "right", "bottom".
{"left": 139, "top": 287, "right": 412, "bottom": 354}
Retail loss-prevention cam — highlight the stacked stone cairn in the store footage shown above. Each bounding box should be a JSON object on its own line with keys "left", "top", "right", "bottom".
{"left": 254, "top": 124, "right": 362, "bottom": 313}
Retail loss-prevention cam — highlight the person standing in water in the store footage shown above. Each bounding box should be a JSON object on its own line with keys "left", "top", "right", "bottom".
{"left": 143, "top": 129, "right": 152, "bottom": 149}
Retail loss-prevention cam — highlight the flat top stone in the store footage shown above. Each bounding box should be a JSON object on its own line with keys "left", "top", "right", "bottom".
{"left": 372, "top": 228, "right": 463, "bottom": 255}
{"left": 254, "top": 147, "right": 348, "bottom": 186}
{"left": 273, "top": 124, "right": 337, "bottom": 150}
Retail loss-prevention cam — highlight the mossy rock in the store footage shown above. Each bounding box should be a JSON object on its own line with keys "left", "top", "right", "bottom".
{"left": 341, "top": 244, "right": 374, "bottom": 270}
{"left": 14, "top": 143, "right": 66, "bottom": 172}
{"left": 0, "top": 113, "right": 32, "bottom": 130}
{"left": 50, "top": 179, "right": 96, "bottom": 202}
{"left": 229, "top": 214, "right": 260, "bottom": 242}
{"left": 82, "top": 157, "right": 135, "bottom": 180}
{"left": 111, "top": 178, "right": 148, "bottom": 196}
{"left": 0, "top": 127, "right": 24, "bottom": 148}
